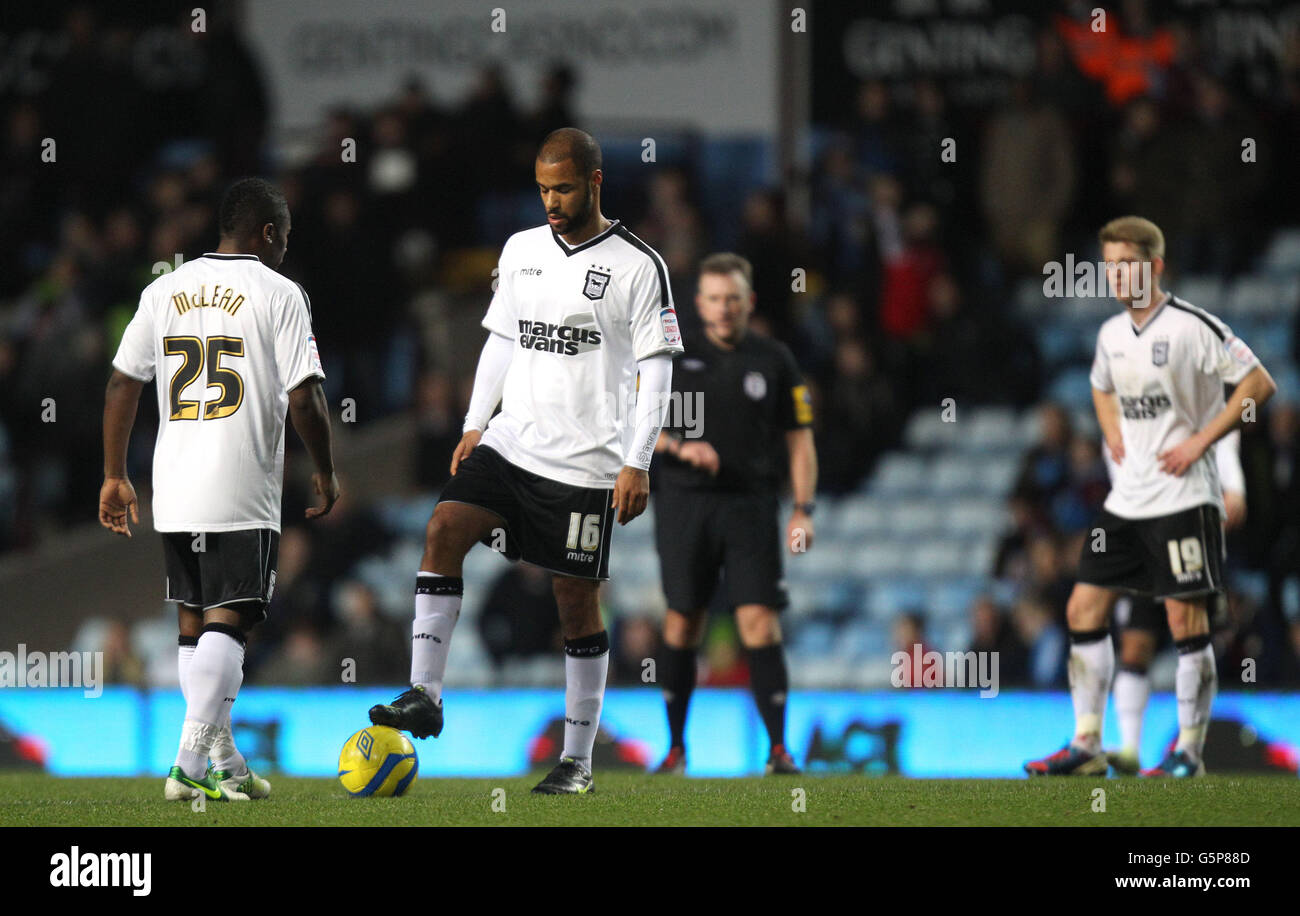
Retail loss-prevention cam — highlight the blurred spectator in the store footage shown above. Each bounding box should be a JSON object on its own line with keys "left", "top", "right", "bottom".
{"left": 477, "top": 565, "right": 561, "bottom": 668}
{"left": 967, "top": 596, "right": 1028, "bottom": 686}
{"left": 256, "top": 623, "right": 334, "bottom": 685}
{"left": 610, "top": 615, "right": 660, "bottom": 685}
{"left": 979, "top": 79, "right": 1076, "bottom": 274}
{"left": 100, "top": 620, "right": 146, "bottom": 686}
{"left": 327, "top": 582, "right": 409, "bottom": 685}
{"left": 1012, "top": 598, "right": 1067, "bottom": 687}
{"left": 891, "top": 611, "right": 931, "bottom": 688}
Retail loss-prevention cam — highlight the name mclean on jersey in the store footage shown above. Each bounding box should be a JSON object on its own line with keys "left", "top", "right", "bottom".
{"left": 517, "top": 318, "right": 602, "bottom": 354}
{"left": 171, "top": 284, "right": 246, "bottom": 317}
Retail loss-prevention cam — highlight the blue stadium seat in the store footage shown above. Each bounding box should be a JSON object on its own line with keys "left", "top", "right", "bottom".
{"left": 1047, "top": 366, "right": 1093, "bottom": 411}
{"left": 869, "top": 453, "right": 931, "bottom": 496}
{"left": 902, "top": 410, "right": 960, "bottom": 450}
{"left": 1259, "top": 228, "right": 1300, "bottom": 276}
{"left": 888, "top": 500, "right": 944, "bottom": 537}
{"left": 865, "top": 578, "right": 928, "bottom": 621}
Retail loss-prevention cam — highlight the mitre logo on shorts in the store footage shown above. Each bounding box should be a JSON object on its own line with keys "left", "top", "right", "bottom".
{"left": 517, "top": 316, "right": 602, "bottom": 355}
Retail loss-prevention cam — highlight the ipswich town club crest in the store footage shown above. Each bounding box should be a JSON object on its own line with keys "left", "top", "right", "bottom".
{"left": 1152, "top": 338, "right": 1169, "bottom": 367}
{"left": 583, "top": 269, "right": 611, "bottom": 300}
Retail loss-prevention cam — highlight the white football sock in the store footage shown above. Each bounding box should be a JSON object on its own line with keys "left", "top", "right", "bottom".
{"left": 1175, "top": 642, "right": 1216, "bottom": 761}
{"left": 173, "top": 630, "right": 244, "bottom": 780}
{"left": 1068, "top": 632, "right": 1113, "bottom": 754}
{"left": 411, "top": 573, "right": 461, "bottom": 703}
{"left": 178, "top": 642, "right": 195, "bottom": 703}
{"left": 561, "top": 633, "right": 610, "bottom": 770}
{"left": 1114, "top": 667, "right": 1150, "bottom": 753}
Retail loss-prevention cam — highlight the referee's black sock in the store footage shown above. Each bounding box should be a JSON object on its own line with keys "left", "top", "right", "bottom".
{"left": 659, "top": 645, "right": 696, "bottom": 750}
{"left": 747, "top": 644, "right": 789, "bottom": 752}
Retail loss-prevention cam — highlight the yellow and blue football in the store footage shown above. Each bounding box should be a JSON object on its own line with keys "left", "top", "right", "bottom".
{"left": 338, "top": 725, "right": 418, "bottom": 797}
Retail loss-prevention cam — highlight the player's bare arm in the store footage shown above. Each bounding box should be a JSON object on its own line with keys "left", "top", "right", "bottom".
{"left": 786, "top": 427, "right": 817, "bottom": 552}
{"left": 100, "top": 369, "right": 146, "bottom": 537}
{"left": 287, "top": 377, "right": 340, "bottom": 518}
{"left": 1092, "top": 385, "right": 1124, "bottom": 464}
{"left": 1159, "top": 364, "right": 1277, "bottom": 477}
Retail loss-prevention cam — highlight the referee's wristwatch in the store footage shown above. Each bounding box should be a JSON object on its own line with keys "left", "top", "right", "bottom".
{"left": 794, "top": 502, "right": 816, "bottom": 516}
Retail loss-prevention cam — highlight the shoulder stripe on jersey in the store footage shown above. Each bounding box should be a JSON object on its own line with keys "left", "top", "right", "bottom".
{"left": 612, "top": 225, "right": 669, "bottom": 308}
{"left": 293, "top": 281, "right": 313, "bottom": 318}
{"left": 1168, "top": 296, "right": 1226, "bottom": 341}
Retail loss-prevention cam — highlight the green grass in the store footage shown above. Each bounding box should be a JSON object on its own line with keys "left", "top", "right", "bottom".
{"left": 2, "top": 772, "right": 1298, "bottom": 826}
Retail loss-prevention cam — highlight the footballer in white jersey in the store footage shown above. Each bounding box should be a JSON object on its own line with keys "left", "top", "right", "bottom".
{"left": 1026, "top": 216, "right": 1276, "bottom": 780}
{"left": 101, "top": 178, "right": 338, "bottom": 802}
{"left": 369, "top": 129, "right": 679, "bottom": 796}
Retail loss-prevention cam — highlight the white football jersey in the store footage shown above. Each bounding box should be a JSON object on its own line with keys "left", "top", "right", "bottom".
{"left": 1090, "top": 293, "right": 1259, "bottom": 519}
{"left": 479, "top": 220, "right": 684, "bottom": 488}
{"left": 112, "top": 253, "right": 325, "bottom": 532}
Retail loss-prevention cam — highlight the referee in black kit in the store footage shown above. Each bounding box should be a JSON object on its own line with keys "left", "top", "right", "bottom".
{"left": 652, "top": 253, "right": 818, "bottom": 775}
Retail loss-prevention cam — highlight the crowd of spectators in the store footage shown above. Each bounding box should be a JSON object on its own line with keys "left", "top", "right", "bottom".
{"left": 5, "top": 3, "right": 1300, "bottom": 685}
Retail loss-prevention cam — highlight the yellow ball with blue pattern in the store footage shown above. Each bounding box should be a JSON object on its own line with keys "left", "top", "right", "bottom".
{"left": 338, "top": 726, "right": 418, "bottom": 797}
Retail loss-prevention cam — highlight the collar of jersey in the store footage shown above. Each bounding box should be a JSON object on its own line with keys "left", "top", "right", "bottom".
{"left": 550, "top": 219, "right": 621, "bottom": 256}
{"left": 1128, "top": 291, "right": 1171, "bottom": 336}
{"left": 202, "top": 252, "right": 261, "bottom": 261}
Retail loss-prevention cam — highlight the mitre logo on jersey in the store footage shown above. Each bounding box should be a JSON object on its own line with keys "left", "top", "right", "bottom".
{"left": 517, "top": 314, "right": 602, "bottom": 355}
{"left": 583, "top": 269, "right": 611, "bottom": 300}
{"left": 660, "top": 307, "right": 681, "bottom": 346}
{"left": 1151, "top": 337, "right": 1169, "bottom": 367}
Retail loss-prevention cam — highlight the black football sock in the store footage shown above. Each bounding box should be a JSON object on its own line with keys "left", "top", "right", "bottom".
{"left": 747, "top": 644, "right": 789, "bottom": 752}
{"left": 660, "top": 645, "right": 697, "bottom": 750}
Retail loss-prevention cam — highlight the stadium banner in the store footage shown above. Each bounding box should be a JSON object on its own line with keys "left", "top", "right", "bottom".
{"left": 1, "top": 687, "right": 1297, "bottom": 778}
{"left": 811, "top": 0, "right": 1300, "bottom": 118}
{"left": 245, "top": 0, "right": 780, "bottom": 137}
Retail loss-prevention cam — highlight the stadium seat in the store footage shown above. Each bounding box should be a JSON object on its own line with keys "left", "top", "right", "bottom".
{"left": 888, "top": 500, "right": 944, "bottom": 537}
{"left": 1173, "top": 276, "right": 1223, "bottom": 312}
{"left": 902, "top": 410, "right": 960, "bottom": 450}
{"left": 866, "top": 578, "right": 928, "bottom": 621}
{"left": 1259, "top": 228, "right": 1300, "bottom": 275}
{"left": 963, "top": 407, "right": 1021, "bottom": 452}
{"left": 944, "top": 497, "right": 1010, "bottom": 537}
{"left": 903, "top": 537, "right": 970, "bottom": 577}
{"left": 1047, "top": 366, "right": 1093, "bottom": 412}
{"left": 979, "top": 454, "right": 1021, "bottom": 495}
{"left": 869, "top": 453, "right": 931, "bottom": 496}
{"left": 1227, "top": 276, "right": 1299, "bottom": 317}
{"left": 830, "top": 494, "right": 893, "bottom": 538}
{"left": 927, "top": 577, "right": 986, "bottom": 621}
{"left": 929, "top": 455, "right": 983, "bottom": 495}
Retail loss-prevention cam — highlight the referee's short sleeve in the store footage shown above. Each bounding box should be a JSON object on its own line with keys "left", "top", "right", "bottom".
{"left": 778, "top": 344, "right": 813, "bottom": 429}
{"left": 482, "top": 243, "right": 517, "bottom": 339}
{"left": 1089, "top": 329, "right": 1113, "bottom": 393}
{"left": 111, "top": 293, "right": 157, "bottom": 382}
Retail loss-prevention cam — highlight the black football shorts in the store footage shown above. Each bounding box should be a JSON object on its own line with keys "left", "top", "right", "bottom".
{"left": 438, "top": 445, "right": 614, "bottom": 580}
{"left": 654, "top": 487, "right": 788, "bottom": 612}
{"left": 162, "top": 528, "right": 279, "bottom": 619}
{"left": 1077, "top": 504, "right": 1224, "bottom": 602}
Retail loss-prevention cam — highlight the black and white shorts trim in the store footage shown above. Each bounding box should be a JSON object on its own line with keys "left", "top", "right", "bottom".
{"left": 162, "top": 528, "right": 279, "bottom": 619}
{"left": 1077, "top": 504, "right": 1224, "bottom": 601}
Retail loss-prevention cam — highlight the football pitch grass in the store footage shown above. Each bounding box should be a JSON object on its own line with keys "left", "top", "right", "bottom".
{"left": 2, "top": 772, "right": 1298, "bottom": 827}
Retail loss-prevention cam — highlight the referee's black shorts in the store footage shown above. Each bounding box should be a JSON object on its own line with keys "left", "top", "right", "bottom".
{"left": 653, "top": 487, "right": 788, "bottom": 612}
